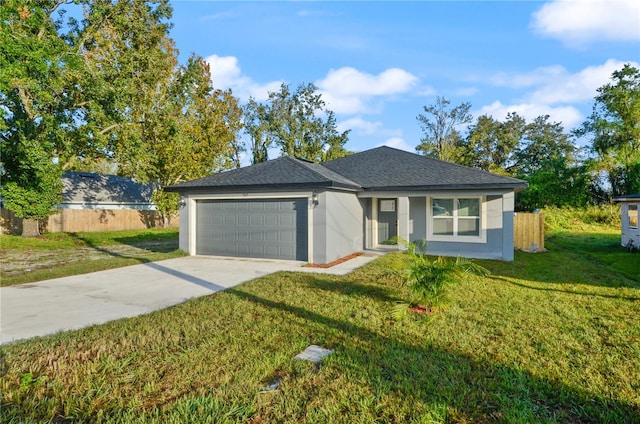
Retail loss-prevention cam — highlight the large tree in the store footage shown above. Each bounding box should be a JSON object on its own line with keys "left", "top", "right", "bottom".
{"left": 513, "top": 115, "right": 589, "bottom": 210}
{"left": 416, "top": 96, "right": 472, "bottom": 162}
{"left": 463, "top": 112, "right": 591, "bottom": 210}
{"left": 577, "top": 64, "right": 640, "bottom": 197}
{"left": 0, "top": 0, "right": 80, "bottom": 236}
{"left": 1, "top": 0, "right": 245, "bottom": 234}
{"left": 464, "top": 113, "right": 525, "bottom": 172}
{"left": 146, "top": 55, "right": 243, "bottom": 225}
{"left": 512, "top": 115, "right": 575, "bottom": 176}
{"left": 243, "top": 98, "right": 271, "bottom": 164}
{"left": 75, "top": 1, "right": 243, "bottom": 224}
{"left": 74, "top": 0, "right": 177, "bottom": 179}
{"left": 246, "top": 83, "right": 350, "bottom": 163}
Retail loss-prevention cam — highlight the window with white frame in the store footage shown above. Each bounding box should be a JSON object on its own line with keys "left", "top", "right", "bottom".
{"left": 430, "top": 197, "right": 483, "bottom": 239}
{"left": 629, "top": 205, "right": 638, "bottom": 229}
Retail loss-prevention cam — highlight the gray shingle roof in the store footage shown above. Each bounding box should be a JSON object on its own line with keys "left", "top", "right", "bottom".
{"left": 165, "top": 156, "right": 361, "bottom": 192}
{"left": 323, "top": 146, "right": 527, "bottom": 191}
{"left": 62, "top": 172, "right": 153, "bottom": 205}
{"left": 166, "top": 146, "right": 527, "bottom": 193}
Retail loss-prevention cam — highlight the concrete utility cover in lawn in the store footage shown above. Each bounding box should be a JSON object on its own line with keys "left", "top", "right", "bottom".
{"left": 294, "top": 345, "right": 335, "bottom": 363}
{"left": 0, "top": 256, "right": 303, "bottom": 344}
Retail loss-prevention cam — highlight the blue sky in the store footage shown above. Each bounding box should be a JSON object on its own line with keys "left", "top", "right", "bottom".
{"left": 169, "top": 0, "right": 639, "bottom": 159}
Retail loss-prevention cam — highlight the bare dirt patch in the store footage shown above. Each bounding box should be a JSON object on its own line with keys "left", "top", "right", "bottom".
{"left": 0, "top": 240, "right": 178, "bottom": 277}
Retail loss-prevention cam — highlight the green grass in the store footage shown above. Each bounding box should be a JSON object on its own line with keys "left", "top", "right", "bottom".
{"left": 0, "top": 228, "right": 185, "bottom": 286}
{"left": 1, "top": 224, "right": 639, "bottom": 423}
{"left": 0, "top": 228, "right": 180, "bottom": 250}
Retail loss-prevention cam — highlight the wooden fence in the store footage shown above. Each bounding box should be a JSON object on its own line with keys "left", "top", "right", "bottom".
{"left": 1, "top": 208, "right": 178, "bottom": 235}
{"left": 514, "top": 212, "right": 545, "bottom": 252}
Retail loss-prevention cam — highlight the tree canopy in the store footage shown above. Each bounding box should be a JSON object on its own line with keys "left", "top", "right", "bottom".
{"left": 2, "top": 2, "right": 637, "bottom": 234}
{"left": 577, "top": 64, "right": 640, "bottom": 196}
{"left": 0, "top": 0, "right": 243, "bottom": 234}
{"left": 416, "top": 96, "right": 472, "bottom": 162}
{"left": 244, "top": 83, "right": 350, "bottom": 163}
{"left": 0, "top": 0, "right": 76, "bottom": 235}
{"left": 415, "top": 66, "right": 640, "bottom": 210}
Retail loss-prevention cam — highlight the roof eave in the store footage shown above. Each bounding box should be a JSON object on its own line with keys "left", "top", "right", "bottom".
{"left": 164, "top": 180, "right": 361, "bottom": 193}
{"left": 363, "top": 183, "right": 528, "bottom": 192}
{"left": 614, "top": 194, "right": 640, "bottom": 202}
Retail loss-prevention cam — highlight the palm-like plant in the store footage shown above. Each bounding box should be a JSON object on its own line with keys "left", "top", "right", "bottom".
{"left": 393, "top": 239, "right": 490, "bottom": 319}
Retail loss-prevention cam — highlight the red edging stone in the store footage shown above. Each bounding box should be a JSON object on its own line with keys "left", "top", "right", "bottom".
{"left": 303, "top": 252, "right": 364, "bottom": 268}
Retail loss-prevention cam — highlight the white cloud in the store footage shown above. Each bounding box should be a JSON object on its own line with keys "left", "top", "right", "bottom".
{"left": 204, "top": 54, "right": 282, "bottom": 101}
{"left": 489, "top": 59, "right": 639, "bottom": 105}
{"left": 531, "top": 0, "right": 640, "bottom": 45}
{"left": 376, "top": 137, "right": 416, "bottom": 153}
{"left": 316, "top": 67, "right": 419, "bottom": 114}
{"left": 478, "top": 59, "right": 640, "bottom": 129}
{"left": 319, "top": 67, "right": 418, "bottom": 96}
{"left": 200, "top": 11, "right": 235, "bottom": 21}
{"left": 490, "top": 65, "right": 567, "bottom": 88}
{"left": 477, "top": 101, "right": 584, "bottom": 130}
{"left": 337, "top": 117, "right": 382, "bottom": 135}
{"left": 527, "top": 59, "right": 635, "bottom": 104}
{"left": 455, "top": 87, "right": 479, "bottom": 97}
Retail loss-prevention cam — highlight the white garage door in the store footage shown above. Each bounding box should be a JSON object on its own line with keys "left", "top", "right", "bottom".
{"left": 195, "top": 198, "right": 308, "bottom": 261}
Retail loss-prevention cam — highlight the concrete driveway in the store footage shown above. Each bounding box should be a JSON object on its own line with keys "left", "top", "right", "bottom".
{"left": 0, "top": 252, "right": 383, "bottom": 344}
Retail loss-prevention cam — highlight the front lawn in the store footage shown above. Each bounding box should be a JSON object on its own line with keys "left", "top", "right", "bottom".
{"left": 1, "top": 224, "right": 638, "bottom": 422}
{"left": 0, "top": 228, "right": 185, "bottom": 286}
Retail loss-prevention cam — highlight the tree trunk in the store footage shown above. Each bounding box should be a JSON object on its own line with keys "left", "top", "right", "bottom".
{"left": 22, "top": 218, "right": 41, "bottom": 237}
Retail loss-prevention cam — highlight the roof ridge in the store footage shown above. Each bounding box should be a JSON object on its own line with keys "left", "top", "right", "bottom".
{"left": 283, "top": 156, "right": 332, "bottom": 182}
{"left": 286, "top": 156, "right": 362, "bottom": 188}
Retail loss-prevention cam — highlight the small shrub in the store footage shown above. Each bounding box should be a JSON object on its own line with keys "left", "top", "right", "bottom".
{"left": 393, "top": 240, "right": 489, "bottom": 319}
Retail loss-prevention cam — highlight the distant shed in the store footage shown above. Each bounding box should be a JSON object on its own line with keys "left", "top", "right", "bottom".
{"left": 614, "top": 194, "right": 640, "bottom": 250}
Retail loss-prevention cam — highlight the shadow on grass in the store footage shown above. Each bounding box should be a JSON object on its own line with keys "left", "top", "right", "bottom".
{"left": 227, "top": 286, "right": 639, "bottom": 422}
{"left": 112, "top": 234, "right": 179, "bottom": 254}
{"left": 303, "top": 276, "right": 403, "bottom": 304}
{"left": 493, "top": 276, "right": 640, "bottom": 301}
{"left": 477, "top": 233, "right": 640, "bottom": 289}
{"left": 546, "top": 231, "right": 622, "bottom": 254}
{"left": 67, "top": 231, "right": 179, "bottom": 264}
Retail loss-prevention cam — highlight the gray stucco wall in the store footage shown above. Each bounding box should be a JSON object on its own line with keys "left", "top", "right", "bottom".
{"left": 409, "top": 197, "right": 427, "bottom": 241}
{"left": 424, "top": 194, "right": 507, "bottom": 260}
{"left": 314, "top": 190, "right": 363, "bottom": 263}
{"left": 312, "top": 192, "right": 328, "bottom": 263}
{"left": 178, "top": 199, "right": 189, "bottom": 253}
{"left": 501, "top": 192, "right": 515, "bottom": 261}
{"left": 403, "top": 193, "right": 515, "bottom": 260}
{"left": 364, "top": 198, "right": 373, "bottom": 249}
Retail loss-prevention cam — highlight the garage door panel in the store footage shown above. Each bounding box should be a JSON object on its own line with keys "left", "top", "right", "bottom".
{"left": 196, "top": 198, "right": 308, "bottom": 260}
{"left": 279, "top": 230, "right": 295, "bottom": 243}
{"left": 264, "top": 229, "right": 278, "bottom": 241}
{"left": 236, "top": 229, "right": 250, "bottom": 242}
{"left": 250, "top": 202, "right": 264, "bottom": 212}
{"left": 264, "top": 215, "right": 278, "bottom": 226}
{"left": 280, "top": 215, "right": 294, "bottom": 226}
{"left": 250, "top": 215, "right": 264, "bottom": 226}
